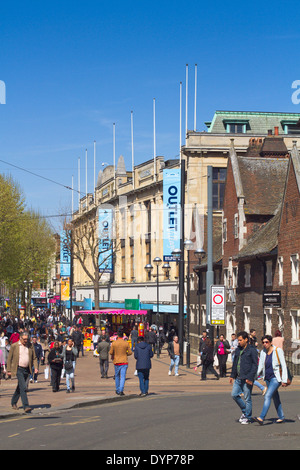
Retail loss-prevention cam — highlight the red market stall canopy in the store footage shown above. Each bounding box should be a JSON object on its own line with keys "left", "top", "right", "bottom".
{"left": 75, "top": 309, "right": 148, "bottom": 316}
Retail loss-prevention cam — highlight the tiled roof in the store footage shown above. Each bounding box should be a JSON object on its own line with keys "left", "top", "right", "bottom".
{"left": 234, "top": 210, "right": 281, "bottom": 260}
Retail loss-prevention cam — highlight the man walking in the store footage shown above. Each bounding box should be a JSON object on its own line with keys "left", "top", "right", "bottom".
{"left": 134, "top": 336, "right": 153, "bottom": 396}
{"left": 97, "top": 336, "right": 110, "bottom": 378}
{"left": 230, "top": 331, "right": 258, "bottom": 424}
{"left": 167, "top": 335, "right": 180, "bottom": 376}
{"left": 109, "top": 331, "right": 132, "bottom": 395}
{"left": 7, "top": 331, "right": 38, "bottom": 413}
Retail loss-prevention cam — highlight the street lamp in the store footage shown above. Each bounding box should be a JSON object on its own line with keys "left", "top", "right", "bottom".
{"left": 145, "top": 257, "right": 170, "bottom": 358}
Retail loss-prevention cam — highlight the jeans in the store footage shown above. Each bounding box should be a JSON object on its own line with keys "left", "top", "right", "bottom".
{"left": 12, "top": 367, "right": 30, "bottom": 409}
{"left": 137, "top": 369, "right": 150, "bottom": 394}
{"left": 169, "top": 355, "right": 180, "bottom": 374}
{"left": 114, "top": 364, "right": 128, "bottom": 393}
{"left": 259, "top": 377, "right": 285, "bottom": 421}
{"left": 66, "top": 369, "right": 75, "bottom": 391}
{"left": 231, "top": 378, "right": 253, "bottom": 420}
{"left": 254, "top": 380, "right": 265, "bottom": 391}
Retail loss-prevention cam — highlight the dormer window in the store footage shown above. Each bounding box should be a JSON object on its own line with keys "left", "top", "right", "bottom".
{"left": 223, "top": 119, "right": 249, "bottom": 134}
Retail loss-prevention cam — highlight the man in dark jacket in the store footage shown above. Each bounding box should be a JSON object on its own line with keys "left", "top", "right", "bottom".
{"left": 134, "top": 336, "right": 153, "bottom": 396}
{"left": 230, "top": 331, "right": 258, "bottom": 425}
{"left": 97, "top": 337, "right": 110, "bottom": 378}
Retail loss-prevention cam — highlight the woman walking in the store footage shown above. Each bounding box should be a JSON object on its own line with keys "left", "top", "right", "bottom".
{"left": 214, "top": 334, "right": 230, "bottom": 377}
{"left": 63, "top": 338, "right": 77, "bottom": 393}
{"left": 253, "top": 335, "right": 288, "bottom": 425}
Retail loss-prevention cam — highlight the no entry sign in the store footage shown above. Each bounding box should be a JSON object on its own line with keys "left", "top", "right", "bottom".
{"left": 210, "top": 285, "right": 226, "bottom": 325}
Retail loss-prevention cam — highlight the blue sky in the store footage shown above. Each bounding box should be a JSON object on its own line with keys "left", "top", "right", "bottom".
{"left": 1, "top": 0, "right": 300, "bottom": 229}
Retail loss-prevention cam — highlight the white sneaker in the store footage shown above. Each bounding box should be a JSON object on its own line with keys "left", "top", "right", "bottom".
{"left": 168, "top": 371, "right": 172, "bottom": 376}
{"left": 175, "top": 373, "right": 179, "bottom": 377}
{"left": 240, "top": 418, "right": 251, "bottom": 425}
{"left": 239, "top": 414, "right": 246, "bottom": 423}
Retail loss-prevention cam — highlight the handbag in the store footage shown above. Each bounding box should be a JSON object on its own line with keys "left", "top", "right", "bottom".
{"left": 275, "top": 348, "right": 293, "bottom": 386}
{"left": 65, "top": 360, "right": 73, "bottom": 371}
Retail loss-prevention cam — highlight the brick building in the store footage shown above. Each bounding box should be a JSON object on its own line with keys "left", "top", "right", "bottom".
{"left": 273, "top": 141, "right": 300, "bottom": 349}
{"left": 222, "top": 134, "right": 289, "bottom": 345}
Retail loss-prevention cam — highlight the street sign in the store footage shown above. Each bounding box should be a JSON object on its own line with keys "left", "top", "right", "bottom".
{"left": 263, "top": 291, "right": 281, "bottom": 308}
{"left": 210, "top": 285, "right": 226, "bottom": 325}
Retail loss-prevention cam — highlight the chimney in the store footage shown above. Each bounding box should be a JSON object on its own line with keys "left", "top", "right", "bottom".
{"left": 274, "top": 126, "right": 279, "bottom": 136}
{"left": 268, "top": 129, "right": 272, "bottom": 136}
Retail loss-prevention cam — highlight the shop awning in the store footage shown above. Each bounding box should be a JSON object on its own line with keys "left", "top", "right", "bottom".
{"left": 75, "top": 309, "right": 148, "bottom": 316}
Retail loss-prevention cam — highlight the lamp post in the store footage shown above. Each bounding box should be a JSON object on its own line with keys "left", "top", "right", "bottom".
{"left": 145, "top": 258, "right": 170, "bottom": 358}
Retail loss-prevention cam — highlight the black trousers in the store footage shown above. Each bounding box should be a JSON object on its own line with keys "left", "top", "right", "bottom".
{"left": 201, "top": 362, "right": 219, "bottom": 380}
{"left": 51, "top": 367, "right": 62, "bottom": 391}
{"left": 217, "top": 354, "right": 227, "bottom": 377}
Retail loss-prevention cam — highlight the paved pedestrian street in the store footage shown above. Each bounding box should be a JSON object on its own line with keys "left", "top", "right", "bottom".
{"left": 0, "top": 349, "right": 299, "bottom": 450}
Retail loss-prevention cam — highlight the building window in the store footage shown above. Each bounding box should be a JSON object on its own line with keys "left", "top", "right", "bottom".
{"left": 278, "top": 256, "right": 284, "bottom": 286}
{"left": 290, "top": 310, "right": 300, "bottom": 341}
{"left": 244, "top": 264, "right": 251, "bottom": 288}
{"left": 213, "top": 167, "right": 226, "bottom": 210}
{"left": 291, "top": 254, "right": 299, "bottom": 285}
{"left": 223, "top": 218, "right": 227, "bottom": 242}
{"left": 266, "top": 260, "right": 273, "bottom": 287}
{"left": 234, "top": 213, "right": 239, "bottom": 239}
{"left": 243, "top": 306, "right": 250, "bottom": 332}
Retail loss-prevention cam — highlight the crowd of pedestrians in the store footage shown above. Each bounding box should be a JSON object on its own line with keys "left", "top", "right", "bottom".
{"left": 0, "top": 310, "right": 293, "bottom": 426}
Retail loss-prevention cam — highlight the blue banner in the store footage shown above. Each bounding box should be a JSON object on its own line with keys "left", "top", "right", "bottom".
{"left": 99, "top": 208, "right": 113, "bottom": 273}
{"left": 163, "top": 169, "right": 181, "bottom": 261}
{"left": 60, "top": 230, "right": 71, "bottom": 277}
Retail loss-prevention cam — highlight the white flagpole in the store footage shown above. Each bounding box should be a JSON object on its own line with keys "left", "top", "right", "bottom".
{"left": 185, "top": 64, "right": 188, "bottom": 143}
{"left": 153, "top": 98, "right": 156, "bottom": 182}
{"left": 131, "top": 111, "right": 135, "bottom": 190}
{"left": 113, "top": 123, "right": 116, "bottom": 193}
{"left": 85, "top": 148, "right": 88, "bottom": 203}
{"left": 94, "top": 140, "right": 96, "bottom": 200}
{"left": 194, "top": 64, "right": 197, "bottom": 132}
{"left": 78, "top": 157, "right": 80, "bottom": 208}
{"left": 180, "top": 81, "right": 182, "bottom": 163}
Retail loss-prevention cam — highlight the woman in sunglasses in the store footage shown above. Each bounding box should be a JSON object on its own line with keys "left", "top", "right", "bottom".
{"left": 253, "top": 335, "right": 288, "bottom": 425}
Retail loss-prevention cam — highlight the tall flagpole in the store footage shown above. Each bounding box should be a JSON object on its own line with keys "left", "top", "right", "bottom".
{"left": 78, "top": 157, "right": 80, "bottom": 209}
{"left": 180, "top": 81, "right": 182, "bottom": 163}
{"left": 194, "top": 64, "right": 197, "bottom": 132}
{"left": 85, "top": 148, "right": 88, "bottom": 204}
{"left": 131, "top": 111, "right": 135, "bottom": 190}
{"left": 153, "top": 98, "right": 156, "bottom": 183}
{"left": 94, "top": 140, "right": 96, "bottom": 201}
{"left": 185, "top": 64, "right": 188, "bottom": 144}
{"left": 113, "top": 123, "right": 116, "bottom": 193}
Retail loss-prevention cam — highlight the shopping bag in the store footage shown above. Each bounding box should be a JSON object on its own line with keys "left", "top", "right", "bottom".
{"left": 44, "top": 366, "right": 49, "bottom": 380}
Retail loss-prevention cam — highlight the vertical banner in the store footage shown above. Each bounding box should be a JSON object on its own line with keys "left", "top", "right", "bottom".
{"left": 60, "top": 230, "right": 71, "bottom": 277}
{"left": 61, "top": 278, "right": 70, "bottom": 301}
{"left": 99, "top": 208, "right": 113, "bottom": 273}
{"left": 210, "top": 285, "right": 226, "bottom": 325}
{"left": 163, "top": 169, "right": 181, "bottom": 261}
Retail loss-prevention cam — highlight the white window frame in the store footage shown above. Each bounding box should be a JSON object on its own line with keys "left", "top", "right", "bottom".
{"left": 264, "top": 308, "right": 272, "bottom": 335}
{"left": 290, "top": 309, "right": 300, "bottom": 342}
{"left": 290, "top": 254, "right": 299, "bottom": 285}
{"left": 223, "top": 218, "right": 227, "bottom": 243}
{"left": 266, "top": 260, "right": 273, "bottom": 287}
{"left": 278, "top": 256, "right": 284, "bottom": 286}
{"left": 243, "top": 306, "right": 250, "bottom": 332}
{"left": 244, "top": 264, "right": 251, "bottom": 288}
{"left": 234, "top": 213, "right": 239, "bottom": 239}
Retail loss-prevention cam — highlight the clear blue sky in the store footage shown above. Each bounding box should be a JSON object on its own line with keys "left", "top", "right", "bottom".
{"left": 1, "top": 0, "right": 300, "bottom": 228}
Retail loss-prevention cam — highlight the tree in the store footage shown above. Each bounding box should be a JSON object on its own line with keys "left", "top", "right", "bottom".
{"left": 66, "top": 207, "right": 119, "bottom": 316}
